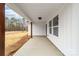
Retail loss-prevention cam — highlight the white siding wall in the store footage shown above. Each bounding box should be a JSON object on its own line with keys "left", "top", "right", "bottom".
{"left": 28, "top": 22, "right": 31, "bottom": 36}
{"left": 32, "top": 23, "right": 46, "bottom": 36}
{"left": 72, "top": 4, "right": 79, "bottom": 55}
{"left": 47, "top": 4, "right": 79, "bottom": 56}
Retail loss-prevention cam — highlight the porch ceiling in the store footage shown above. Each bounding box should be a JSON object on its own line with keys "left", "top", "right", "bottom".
{"left": 7, "top": 3, "right": 68, "bottom": 23}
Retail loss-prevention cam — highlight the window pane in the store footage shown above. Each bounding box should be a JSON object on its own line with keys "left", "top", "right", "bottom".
{"left": 49, "top": 20, "right": 52, "bottom": 27}
{"left": 49, "top": 27, "right": 52, "bottom": 34}
{"left": 53, "top": 15, "right": 58, "bottom": 26}
{"left": 53, "top": 27, "right": 58, "bottom": 36}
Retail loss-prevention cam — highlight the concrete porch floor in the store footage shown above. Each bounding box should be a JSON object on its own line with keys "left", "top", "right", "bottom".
{"left": 14, "top": 36, "right": 63, "bottom": 56}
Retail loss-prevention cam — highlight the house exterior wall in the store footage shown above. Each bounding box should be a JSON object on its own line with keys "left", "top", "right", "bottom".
{"left": 72, "top": 4, "right": 79, "bottom": 55}
{"left": 47, "top": 4, "right": 79, "bottom": 56}
{"left": 32, "top": 22, "right": 46, "bottom": 36}
{"left": 28, "top": 22, "right": 31, "bottom": 37}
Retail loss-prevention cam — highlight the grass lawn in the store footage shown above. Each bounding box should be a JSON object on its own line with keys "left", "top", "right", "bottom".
{"left": 5, "top": 31, "right": 28, "bottom": 55}
{"left": 5, "top": 31, "right": 28, "bottom": 48}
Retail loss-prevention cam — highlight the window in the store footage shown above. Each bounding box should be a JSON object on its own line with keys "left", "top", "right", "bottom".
{"left": 53, "top": 15, "right": 59, "bottom": 37}
{"left": 48, "top": 15, "right": 59, "bottom": 36}
{"left": 49, "top": 20, "right": 52, "bottom": 34}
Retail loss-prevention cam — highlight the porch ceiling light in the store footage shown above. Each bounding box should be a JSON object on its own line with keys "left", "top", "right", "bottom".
{"left": 38, "top": 17, "right": 42, "bottom": 20}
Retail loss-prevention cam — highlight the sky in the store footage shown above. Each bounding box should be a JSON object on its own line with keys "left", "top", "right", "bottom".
{"left": 5, "top": 5, "right": 23, "bottom": 19}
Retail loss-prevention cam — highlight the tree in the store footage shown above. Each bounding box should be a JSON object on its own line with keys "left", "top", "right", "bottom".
{"left": 5, "top": 16, "right": 28, "bottom": 31}
{"left": 5, "top": 17, "right": 9, "bottom": 31}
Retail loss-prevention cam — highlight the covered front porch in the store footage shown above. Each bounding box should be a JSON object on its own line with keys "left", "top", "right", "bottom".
{"left": 5, "top": 3, "right": 79, "bottom": 56}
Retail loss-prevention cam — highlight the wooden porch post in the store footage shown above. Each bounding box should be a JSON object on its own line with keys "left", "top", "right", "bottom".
{"left": 0, "top": 3, "right": 5, "bottom": 56}
{"left": 46, "top": 24, "right": 47, "bottom": 37}
{"left": 31, "top": 22, "right": 32, "bottom": 38}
